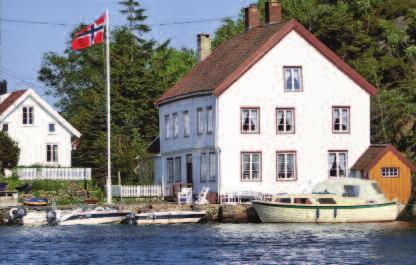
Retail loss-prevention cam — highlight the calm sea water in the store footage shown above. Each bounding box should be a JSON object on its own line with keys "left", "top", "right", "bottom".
{"left": 0, "top": 222, "right": 415, "bottom": 264}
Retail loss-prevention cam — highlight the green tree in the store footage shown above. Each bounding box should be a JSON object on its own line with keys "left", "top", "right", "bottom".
{"left": 38, "top": 1, "right": 196, "bottom": 184}
{"left": 0, "top": 132, "right": 20, "bottom": 173}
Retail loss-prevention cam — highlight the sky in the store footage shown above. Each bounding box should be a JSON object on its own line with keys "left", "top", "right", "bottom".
{"left": 1, "top": 0, "right": 253, "bottom": 105}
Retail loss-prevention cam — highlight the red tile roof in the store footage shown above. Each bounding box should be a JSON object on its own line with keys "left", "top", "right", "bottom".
{"left": 352, "top": 144, "right": 416, "bottom": 172}
{"left": 0, "top": 90, "right": 27, "bottom": 116}
{"left": 155, "top": 19, "right": 377, "bottom": 105}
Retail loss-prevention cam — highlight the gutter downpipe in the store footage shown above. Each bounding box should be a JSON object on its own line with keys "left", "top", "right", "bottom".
{"left": 215, "top": 97, "right": 221, "bottom": 203}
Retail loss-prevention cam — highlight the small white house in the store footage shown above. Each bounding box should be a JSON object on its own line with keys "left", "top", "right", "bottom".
{"left": 151, "top": 2, "right": 377, "bottom": 199}
{"left": 0, "top": 88, "right": 81, "bottom": 167}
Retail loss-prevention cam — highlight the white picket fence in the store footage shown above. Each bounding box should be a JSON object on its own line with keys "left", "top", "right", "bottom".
{"left": 112, "top": 185, "right": 162, "bottom": 198}
{"left": 17, "top": 168, "right": 92, "bottom": 181}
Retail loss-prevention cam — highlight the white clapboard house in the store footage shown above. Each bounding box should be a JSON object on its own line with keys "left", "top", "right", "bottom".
{"left": 0, "top": 88, "right": 81, "bottom": 168}
{"left": 150, "top": 2, "right": 377, "bottom": 199}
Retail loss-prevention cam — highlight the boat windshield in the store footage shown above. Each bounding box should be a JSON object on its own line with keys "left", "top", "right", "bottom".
{"left": 342, "top": 185, "right": 360, "bottom": 197}
{"left": 371, "top": 183, "right": 383, "bottom": 194}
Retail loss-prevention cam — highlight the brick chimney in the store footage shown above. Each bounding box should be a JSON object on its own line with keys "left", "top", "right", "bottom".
{"left": 265, "top": 0, "right": 282, "bottom": 24}
{"left": 0, "top": 80, "right": 7, "bottom": 96}
{"left": 245, "top": 4, "right": 260, "bottom": 31}
{"left": 197, "top": 33, "right": 211, "bottom": 62}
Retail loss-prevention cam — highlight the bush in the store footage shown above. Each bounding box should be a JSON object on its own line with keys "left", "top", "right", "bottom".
{"left": 0, "top": 132, "right": 20, "bottom": 173}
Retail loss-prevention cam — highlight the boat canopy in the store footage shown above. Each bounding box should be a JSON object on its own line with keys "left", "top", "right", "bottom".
{"left": 312, "top": 178, "right": 385, "bottom": 201}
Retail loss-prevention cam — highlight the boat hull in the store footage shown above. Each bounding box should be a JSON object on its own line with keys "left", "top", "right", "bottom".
{"left": 22, "top": 211, "right": 47, "bottom": 226}
{"left": 252, "top": 201, "right": 399, "bottom": 223}
{"left": 59, "top": 211, "right": 130, "bottom": 226}
{"left": 134, "top": 211, "right": 205, "bottom": 225}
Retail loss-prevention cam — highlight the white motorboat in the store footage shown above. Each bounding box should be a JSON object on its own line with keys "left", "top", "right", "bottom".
{"left": 48, "top": 206, "right": 130, "bottom": 226}
{"left": 123, "top": 210, "right": 206, "bottom": 225}
{"left": 252, "top": 179, "right": 400, "bottom": 223}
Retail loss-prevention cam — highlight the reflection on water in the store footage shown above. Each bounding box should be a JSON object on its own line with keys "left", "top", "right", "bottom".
{"left": 0, "top": 222, "right": 415, "bottom": 264}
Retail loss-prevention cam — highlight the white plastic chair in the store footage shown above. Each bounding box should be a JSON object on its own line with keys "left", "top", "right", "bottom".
{"left": 195, "top": 187, "right": 209, "bottom": 205}
{"left": 177, "top": 187, "right": 193, "bottom": 205}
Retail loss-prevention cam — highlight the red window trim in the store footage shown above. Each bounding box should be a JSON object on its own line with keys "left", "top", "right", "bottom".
{"left": 240, "top": 151, "right": 262, "bottom": 182}
{"left": 240, "top": 107, "right": 260, "bottom": 134}
{"left": 283, "top": 66, "right": 303, "bottom": 92}
{"left": 276, "top": 151, "right": 297, "bottom": 181}
{"left": 328, "top": 150, "right": 348, "bottom": 178}
{"left": 276, "top": 108, "right": 296, "bottom": 134}
{"left": 380, "top": 167, "right": 400, "bottom": 178}
{"left": 332, "top": 106, "right": 351, "bottom": 134}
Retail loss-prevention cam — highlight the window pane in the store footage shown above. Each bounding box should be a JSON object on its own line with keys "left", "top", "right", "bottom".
{"left": 285, "top": 68, "right": 293, "bottom": 90}
{"left": 209, "top": 153, "right": 216, "bottom": 180}
{"left": 250, "top": 110, "right": 258, "bottom": 132}
{"left": 207, "top": 108, "right": 213, "bottom": 133}
{"left": 286, "top": 111, "right": 293, "bottom": 132}
{"left": 165, "top": 115, "right": 170, "bottom": 139}
{"left": 329, "top": 153, "right": 337, "bottom": 177}
{"left": 29, "top": 107, "right": 34, "bottom": 124}
{"left": 175, "top": 157, "right": 181, "bottom": 181}
{"left": 278, "top": 154, "right": 285, "bottom": 178}
{"left": 197, "top": 109, "right": 203, "bottom": 134}
{"left": 333, "top": 109, "right": 340, "bottom": 131}
{"left": 252, "top": 154, "right": 259, "bottom": 163}
{"left": 173, "top": 113, "right": 178, "bottom": 137}
{"left": 293, "top": 69, "right": 301, "bottom": 90}
{"left": 167, "top": 159, "right": 174, "bottom": 181}
{"left": 183, "top": 112, "right": 189, "bottom": 136}
{"left": 277, "top": 111, "right": 284, "bottom": 131}
{"left": 342, "top": 109, "right": 349, "bottom": 131}
{"left": 242, "top": 110, "right": 249, "bottom": 131}
{"left": 200, "top": 153, "right": 206, "bottom": 181}
{"left": 287, "top": 154, "right": 294, "bottom": 178}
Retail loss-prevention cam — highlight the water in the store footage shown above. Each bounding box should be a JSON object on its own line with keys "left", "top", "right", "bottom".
{"left": 0, "top": 222, "right": 415, "bottom": 264}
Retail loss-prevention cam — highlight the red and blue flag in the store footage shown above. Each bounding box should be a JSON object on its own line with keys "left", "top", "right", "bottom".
{"left": 72, "top": 13, "right": 106, "bottom": 51}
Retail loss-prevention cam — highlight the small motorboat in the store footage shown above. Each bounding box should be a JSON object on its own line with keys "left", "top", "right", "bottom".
{"left": 22, "top": 195, "right": 48, "bottom": 206}
{"left": 252, "top": 179, "right": 399, "bottom": 223}
{"left": 47, "top": 206, "right": 130, "bottom": 226}
{"left": 123, "top": 210, "right": 206, "bottom": 225}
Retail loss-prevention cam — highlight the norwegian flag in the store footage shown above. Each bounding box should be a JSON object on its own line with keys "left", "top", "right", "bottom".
{"left": 72, "top": 13, "right": 106, "bottom": 51}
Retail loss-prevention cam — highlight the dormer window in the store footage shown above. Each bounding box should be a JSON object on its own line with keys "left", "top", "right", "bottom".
{"left": 22, "top": 106, "right": 34, "bottom": 125}
{"left": 284, "top": 67, "right": 302, "bottom": 91}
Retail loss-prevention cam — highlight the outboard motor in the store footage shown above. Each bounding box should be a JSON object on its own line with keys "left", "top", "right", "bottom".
{"left": 9, "top": 207, "right": 27, "bottom": 225}
{"left": 124, "top": 212, "right": 136, "bottom": 225}
{"left": 46, "top": 210, "right": 58, "bottom": 225}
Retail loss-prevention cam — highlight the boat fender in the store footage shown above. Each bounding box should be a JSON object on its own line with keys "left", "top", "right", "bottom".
{"left": 316, "top": 208, "right": 320, "bottom": 220}
{"left": 9, "top": 208, "right": 18, "bottom": 220}
{"left": 46, "top": 210, "right": 58, "bottom": 225}
{"left": 333, "top": 208, "right": 337, "bottom": 219}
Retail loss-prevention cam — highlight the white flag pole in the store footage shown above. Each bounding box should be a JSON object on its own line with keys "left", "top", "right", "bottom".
{"left": 105, "top": 8, "right": 112, "bottom": 204}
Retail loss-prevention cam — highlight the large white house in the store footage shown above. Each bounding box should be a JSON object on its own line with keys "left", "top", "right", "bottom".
{"left": 0, "top": 88, "right": 81, "bottom": 167}
{"left": 151, "top": 2, "right": 377, "bottom": 199}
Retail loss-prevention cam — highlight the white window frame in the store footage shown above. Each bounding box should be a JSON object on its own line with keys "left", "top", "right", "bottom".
{"left": 197, "top": 108, "right": 203, "bottom": 135}
{"left": 183, "top": 111, "right": 190, "bottom": 137}
{"left": 328, "top": 151, "right": 348, "bottom": 177}
{"left": 332, "top": 107, "right": 350, "bottom": 133}
{"left": 276, "top": 152, "right": 296, "bottom": 180}
{"left": 241, "top": 108, "right": 259, "bottom": 133}
{"left": 173, "top": 113, "right": 178, "bottom": 138}
{"left": 276, "top": 108, "right": 295, "bottom": 133}
{"left": 165, "top": 114, "right": 170, "bottom": 139}
{"left": 381, "top": 167, "right": 399, "bottom": 178}
{"left": 22, "top": 106, "right": 34, "bottom": 125}
{"left": 209, "top": 152, "right": 216, "bottom": 181}
{"left": 207, "top": 107, "right": 213, "bottom": 134}
{"left": 241, "top": 152, "right": 261, "bottom": 182}
{"left": 284, "top": 67, "right": 302, "bottom": 91}
{"left": 46, "top": 144, "right": 58, "bottom": 163}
